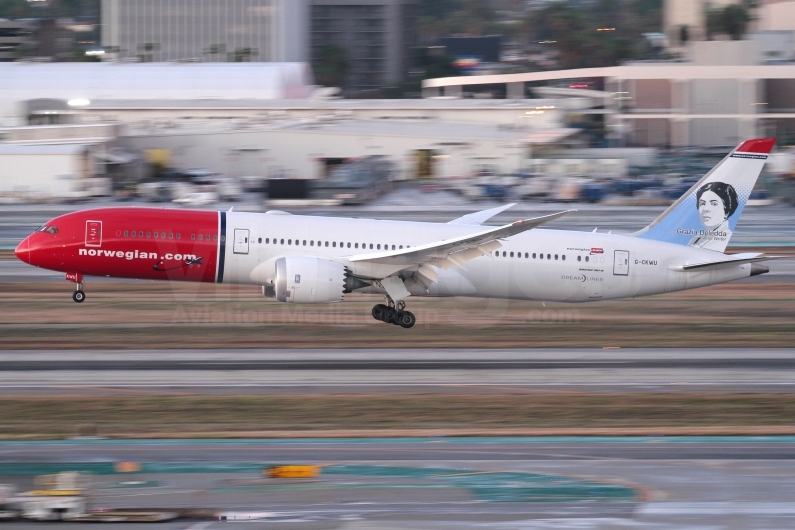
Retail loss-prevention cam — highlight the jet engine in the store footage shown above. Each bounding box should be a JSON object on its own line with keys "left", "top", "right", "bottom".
{"left": 274, "top": 256, "right": 347, "bottom": 303}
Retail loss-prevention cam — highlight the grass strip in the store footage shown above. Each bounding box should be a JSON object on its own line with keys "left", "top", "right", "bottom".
{"left": 1, "top": 393, "right": 794, "bottom": 439}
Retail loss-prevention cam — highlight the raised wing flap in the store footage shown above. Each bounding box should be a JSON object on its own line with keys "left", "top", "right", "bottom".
{"left": 669, "top": 253, "right": 783, "bottom": 272}
{"left": 348, "top": 210, "right": 575, "bottom": 266}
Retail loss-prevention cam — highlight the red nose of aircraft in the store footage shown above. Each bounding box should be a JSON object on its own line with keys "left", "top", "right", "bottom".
{"left": 14, "top": 236, "right": 31, "bottom": 265}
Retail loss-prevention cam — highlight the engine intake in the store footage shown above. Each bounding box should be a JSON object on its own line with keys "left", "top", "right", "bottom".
{"left": 274, "top": 257, "right": 346, "bottom": 303}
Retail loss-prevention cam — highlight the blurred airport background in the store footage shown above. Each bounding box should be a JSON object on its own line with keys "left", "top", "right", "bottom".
{"left": 3, "top": 1, "right": 795, "bottom": 529}
{"left": 0, "top": 0, "right": 795, "bottom": 208}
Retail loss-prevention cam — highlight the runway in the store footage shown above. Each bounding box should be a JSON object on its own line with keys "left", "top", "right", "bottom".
{"left": 2, "top": 348, "right": 795, "bottom": 393}
{"left": 2, "top": 437, "right": 795, "bottom": 529}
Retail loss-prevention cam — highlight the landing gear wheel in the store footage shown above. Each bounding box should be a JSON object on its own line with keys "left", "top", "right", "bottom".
{"left": 72, "top": 290, "right": 86, "bottom": 303}
{"left": 372, "top": 304, "right": 387, "bottom": 321}
{"left": 398, "top": 311, "right": 416, "bottom": 329}
{"left": 383, "top": 307, "right": 396, "bottom": 324}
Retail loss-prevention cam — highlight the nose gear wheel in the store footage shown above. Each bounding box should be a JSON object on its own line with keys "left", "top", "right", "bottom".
{"left": 72, "top": 282, "right": 85, "bottom": 303}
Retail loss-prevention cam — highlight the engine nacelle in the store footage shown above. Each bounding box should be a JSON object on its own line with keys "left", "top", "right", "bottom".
{"left": 274, "top": 256, "right": 346, "bottom": 303}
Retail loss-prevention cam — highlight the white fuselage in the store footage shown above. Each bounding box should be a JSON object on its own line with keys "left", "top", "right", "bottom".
{"left": 222, "top": 212, "right": 752, "bottom": 303}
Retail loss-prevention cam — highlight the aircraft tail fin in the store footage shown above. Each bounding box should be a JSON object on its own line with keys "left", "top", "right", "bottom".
{"left": 634, "top": 138, "right": 775, "bottom": 252}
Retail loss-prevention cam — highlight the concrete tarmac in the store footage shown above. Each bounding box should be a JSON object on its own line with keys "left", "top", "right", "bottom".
{"left": 2, "top": 437, "right": 795, "bottom": 529}
{"left": 2, "top": 348, "right": 795, "bottom": 394}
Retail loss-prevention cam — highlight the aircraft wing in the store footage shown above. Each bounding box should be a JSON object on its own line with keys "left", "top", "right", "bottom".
{"left": 447, "top": 203, "right": 516, "bottom": 225}
{"left": 668, "top": 253, "right": 784, "bottom": 272}
{"left": 348, "top": 210, "right": 574, "bottom": 288}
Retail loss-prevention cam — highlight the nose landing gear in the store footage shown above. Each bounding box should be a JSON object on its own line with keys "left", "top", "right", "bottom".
{"left": 66, "top": 272, "right": 85, "bottom": 303}
{"left": 72, "top": 285, "right": 86, "bottom": 303}
{"left": 372, "top": 299, "right": 415, "bottom": 328}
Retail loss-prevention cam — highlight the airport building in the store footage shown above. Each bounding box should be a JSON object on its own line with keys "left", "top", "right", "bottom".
{"left": 422, "top": 41, "right": 795, "bottom": 148}
{"left": 310, "top": 0, "right": 418, "bottom": 90}
{"left": 101, "top": 0, "right": 310, "bottom": 62}
{"left": 0, "top": 62, "right": 314, "bottom": 127}
{"left": 119, "top": 115, "right": 579, "bottom": 182}
{"left": 101, "top": 0, "right": 417, "bottom": 91}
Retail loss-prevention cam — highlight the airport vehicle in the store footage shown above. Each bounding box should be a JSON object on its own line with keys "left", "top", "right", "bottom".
{"left": 311, "top": 156, "right": 393, "bottom": 205}
{"left": 15, "top": 139, "right": 779, "bottom": 329}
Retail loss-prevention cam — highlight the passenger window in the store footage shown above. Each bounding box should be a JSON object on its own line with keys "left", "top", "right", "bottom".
{"left": 169, "top": 233, "right": 174, "bottom": 239}
{"left": 303, "top": 240, "right": 307, "bottom": 246}
{"left": 540, "top": 253, "right": 544, "bottom": 259}
{"left": 176, "top": 234, "right": 181, "bottom": 240}
{"left": 310, "top": 241, "right": 314, "bottom": 246}
{"left": 555, "top": 254, "right": 558, "bottom": 260}
{"left": 532, "top": 253, "right": 536, "bottom": 258}
{"left": 333, "top": 242, "right": 337, "bottom": 247}
{"left": 547, "top": 254, "right": 551, "bottom": 260}
{"left": 578, "top": 256, "right": 581, "bottom": 262}
{"left": 161, "top": 232, "right": 166, "bottom": 238}
{"left": 347, "top": 243, "right": 351, "bottom": 248}
{"left": 214, "top": 235, "right": 218, "bottom": 242}
{"left": 220, "top": 235, "right": 225, "bottom": 242}
{"left": 266, "top": 238, "right": 270, "bottom": 244}
{"left": 510, "top": 252, "right": 514, "bottom": 257}
{"left": 325, "top": 241, "right": 329, "bottom": 247}
{"left": 258, "top": 238, "right": 262, "bottom": 244}
{"left": 399, "top": 245, "right": 403, "bottom": 249}
{"left": 280, "top": 239, "right": 284, "bottom": 244}
{"left": 288, "top": 239, "right": 292, "bottom": 245}
{"left": 146, "top": 232, "right": 151, "bottom": 238}
{"left": 198, "top": 234, "right": 203, "bottom": 241}
{"left": 355, "top": 243, "right": 359, "bottom": 248}
{"left": 377, "top": 244, "right": 381, "bottom": 250}
{"left": 562, "top": 255, "right": 565, "bottom": 261}
{"left": 369, "top": 244, "right": 373, "bottom": 249}
{"left": 154, "top": 232, "right": 159, "bottom": 239}
{"left": 586, "top": 256, "right": 590, "bottom": 262}
{"left": 392, "top": 245, "right": 395, "bottom": 250}
{"left": 124, "top": 231, "right": 129, "bottom": 237}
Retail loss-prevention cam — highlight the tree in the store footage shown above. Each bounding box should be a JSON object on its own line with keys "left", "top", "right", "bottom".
{"left": 706, "top": 5, "right": 751, "bottom": 41}
{"left": 313, "top": 44, "right": 349, "bottom": 88}
{"left": 519, "top": 0, "right": 662, "bottom": 69}
{"left": 722, "top": 4, "right": 751, "bottom": 40}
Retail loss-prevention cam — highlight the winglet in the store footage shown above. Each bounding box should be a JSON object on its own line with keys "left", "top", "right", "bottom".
{"left": 448, "top": 203, "right": 516, "bottom": 225}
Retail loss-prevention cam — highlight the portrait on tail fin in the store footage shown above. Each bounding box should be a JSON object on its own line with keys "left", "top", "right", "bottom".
{"left": 688, "top": 182, "right": 738, "bottom": 251}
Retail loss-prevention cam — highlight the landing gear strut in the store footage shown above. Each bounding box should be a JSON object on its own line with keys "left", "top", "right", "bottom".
{"left": 371, "top": 298, "right": 415, "bottom": 328}
{"left": 66, "top": 272, "right": 85, "bottom": 303}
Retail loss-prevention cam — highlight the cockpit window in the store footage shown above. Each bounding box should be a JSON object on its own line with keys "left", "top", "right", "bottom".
{"left": 42, "top": 226, "right": 58, "bottom": 234}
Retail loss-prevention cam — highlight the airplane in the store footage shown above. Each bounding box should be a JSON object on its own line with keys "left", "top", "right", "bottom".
{"left": 15, "top": 138, "right": 780, "bottom": 329}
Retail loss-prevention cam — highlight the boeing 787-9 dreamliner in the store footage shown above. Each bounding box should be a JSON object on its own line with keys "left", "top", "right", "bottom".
{"left": 15, "top": 138, "right": 780, "bottom": 328}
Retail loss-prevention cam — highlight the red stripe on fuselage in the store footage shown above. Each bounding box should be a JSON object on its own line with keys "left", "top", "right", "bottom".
{"left": 25, "top": 208, "right": 219, "bottom": 283}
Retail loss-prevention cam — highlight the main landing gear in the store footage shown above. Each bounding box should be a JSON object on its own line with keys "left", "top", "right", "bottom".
{"left": 372, "top": 299, "right": 416, "bottom": 329}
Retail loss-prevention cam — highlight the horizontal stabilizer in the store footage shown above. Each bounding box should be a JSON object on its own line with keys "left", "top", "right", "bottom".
{"left": 669, "top": 253, "right": 784, "bottom": 272}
